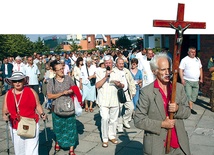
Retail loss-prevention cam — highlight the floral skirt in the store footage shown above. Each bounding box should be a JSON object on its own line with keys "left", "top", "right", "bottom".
{"left": 52, "top": 113, "right": 78, "bottom": 148}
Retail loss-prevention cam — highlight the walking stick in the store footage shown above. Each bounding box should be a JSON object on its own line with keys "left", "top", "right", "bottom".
{"left": 5, "top": 114, "right": 10, "bottom": 155}
{"left": 43, "top": 120, "right": 48, "bottom": 142}
{"left": 42, "top": 114, "right": 48, "bottom": 142}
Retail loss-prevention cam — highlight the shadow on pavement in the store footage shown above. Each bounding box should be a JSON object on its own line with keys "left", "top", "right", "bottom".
{"left": 93, "top": 113, "right": 102, "bottom": 139}
{"left": 195, "top": 98, "right": 211, "bottom": 111}
{"left": 39, "top": 127, "right": 55, "bottom": 155}
{"left": 115, "top": 129, "right": 143, "bottom": 155}
{"left": 76, "top": 119, "right": 84, "bottom": 135}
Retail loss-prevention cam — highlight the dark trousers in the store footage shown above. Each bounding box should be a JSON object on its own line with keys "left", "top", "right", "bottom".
{"left": 29, "top": 85, "right": 39, "bottom": 95}
{"left": 0, "top": 81, "right": 3, "bottom": 95}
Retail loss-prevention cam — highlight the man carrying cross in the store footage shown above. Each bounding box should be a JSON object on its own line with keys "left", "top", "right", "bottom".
{"left": 134, "top": 3, "right": 206, "bottom": 155}
{"left": 134, "top": 53, "right": 191, "bottom": 155}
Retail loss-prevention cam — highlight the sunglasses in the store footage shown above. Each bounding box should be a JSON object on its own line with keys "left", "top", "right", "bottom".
{"left": 12, "top": 79, "right": 23, "bottom": 83}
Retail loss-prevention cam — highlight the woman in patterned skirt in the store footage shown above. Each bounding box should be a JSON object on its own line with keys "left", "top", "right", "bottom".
{"left": 47, "top": 60, "right": 78, "bottom": 155}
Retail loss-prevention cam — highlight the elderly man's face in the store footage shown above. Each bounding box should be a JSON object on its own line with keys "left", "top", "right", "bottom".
{"left": 156, "top": 58, "right": 170, "bottom": 84}
{"left": 104, "top": 59, "right": 113, "bottom": 69}
{"left": 16, "top": 59, "right": 21, "bottom": 64}
{"left": 116, "top": 59, "right": 124, "bottom": 70}
{"left": 146, "top": 50, "right": 154, "bottom": 59}
{"left": 188, "top": 49, "right": 196, "bottom": 58}
{"left": 86, "top": 61, "right": 91, "bottom": 67}
{"left": 27, "top": 57, "right": 33, "bottom": 65}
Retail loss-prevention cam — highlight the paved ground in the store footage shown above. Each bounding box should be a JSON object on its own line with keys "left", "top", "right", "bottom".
{"left": 0, "top": 94, "right": 214, "bottom": 155}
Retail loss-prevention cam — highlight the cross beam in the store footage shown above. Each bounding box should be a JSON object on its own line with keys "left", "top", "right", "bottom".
{"left": 153, "top": 3, "right": 206, "bottom": 29}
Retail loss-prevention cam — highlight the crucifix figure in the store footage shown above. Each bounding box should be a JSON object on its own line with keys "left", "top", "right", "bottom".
{"left": 170, "top": 23, "right": 191, "bottom": 53}
{"left": 153, "top": 3, "right": 206, "bottom": 154}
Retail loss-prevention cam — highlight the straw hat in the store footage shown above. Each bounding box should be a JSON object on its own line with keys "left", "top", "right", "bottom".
{"left": 4, "top": 72, "right": 29, "bottom": 86}
{"left": 98, "top": 59, "right": 104, "bottom": 67}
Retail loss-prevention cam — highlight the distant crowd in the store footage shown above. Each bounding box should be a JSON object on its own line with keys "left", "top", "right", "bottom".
{"left": 2, "top": 46, "right": 214, "bottom": 155}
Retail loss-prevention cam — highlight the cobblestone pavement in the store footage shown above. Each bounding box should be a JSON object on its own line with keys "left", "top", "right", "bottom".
{"left": 0, "top": 94, "right": 214, "bottom": 155}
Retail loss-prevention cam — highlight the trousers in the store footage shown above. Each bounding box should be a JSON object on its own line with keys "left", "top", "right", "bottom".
{"left": 100, "top": 106, "right": 119, "bottom": 142}
{"left": 10, "top": 123, "right": 39, "bottom": 155}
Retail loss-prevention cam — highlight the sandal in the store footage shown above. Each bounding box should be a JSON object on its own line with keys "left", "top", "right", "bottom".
{"left": 55, "top": 142, "right": 60, "bottom": 152}
{"left": 89, "top": 108, "right": 94, "bottom": 112}
{"left": 102, "top": 142, "right": 108, "bottom": 148}
{"left": 109, "top": 138, "right": 118, "bottom": 144}
{"left": 85, "top": 108, "right": 88, "bottom": 112}
{"left": 69, "top": 150, "right": 76, "bottom": 155}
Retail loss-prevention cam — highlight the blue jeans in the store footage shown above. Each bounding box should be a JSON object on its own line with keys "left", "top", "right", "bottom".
{"left": 132, "top": 86, "right": 140, "bottom": 110}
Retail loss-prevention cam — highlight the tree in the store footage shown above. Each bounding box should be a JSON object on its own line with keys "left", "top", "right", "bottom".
{"left": 33, "top": 37, "right": 50, "bottom": 54}
{"left": 115, "top": 35, "right": 131, "bottom": 49}
{"left": 54, "top": 44, "right": 63, "bottom": 54}
{"left": 0, "top": 34, "right": 34, "bottom": 58}
{"left": 136, "top": 37, "right": 144, "bottom": 50}
{"left": 69, "top": 40, "right": 82, "bottom": 52}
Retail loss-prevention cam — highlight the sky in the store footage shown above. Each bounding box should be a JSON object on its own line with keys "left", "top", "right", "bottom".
{"left": 0, "top": 0, "right": 213, "bottom": 35}
{"left": 25, "top": 34, "right": 64, "bottom": 42}
{"left": 25, "top": 34, "right": 144, "bottom": 42}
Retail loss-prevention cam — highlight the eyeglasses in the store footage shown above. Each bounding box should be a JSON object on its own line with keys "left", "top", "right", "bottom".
{"left": 12, "top": 79, "right": 23, "bottom": 83}
{"left": 56, "top": 68, "right": 64, "bottom": 71}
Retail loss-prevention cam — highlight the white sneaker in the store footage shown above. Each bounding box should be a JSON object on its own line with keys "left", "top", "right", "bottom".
{"left": 123, "top": 122, "right": 131, "bottom": 129}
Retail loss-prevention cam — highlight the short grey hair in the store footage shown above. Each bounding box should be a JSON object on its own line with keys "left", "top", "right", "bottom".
{"left": 15, "top": 56, "right": 22, "bottom": 60}
{"left": 86, "top": 57, "right": 92, "bottom": 62}
{"left": 150, "top": 52, "right": 172, "bottom": 73}
{"left": 103, "top": 55, "right": 113, "bottom": 61}
{"left": 60, "top": 58, "right": 65, "bottom": 63}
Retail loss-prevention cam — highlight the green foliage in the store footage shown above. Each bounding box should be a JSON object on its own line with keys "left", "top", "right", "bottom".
{"left": 69, "top": 40, "right": 82, "bottom": 52}
{"left": 115, "top": 35, "right": 131, "bottom": 49}
{"left": 33, "top": 37, "right": 50, "bottom": 54}
{"left": 136, "top": 38, "right": 144, "bottom": 50}
{"left": 0, "top": 34, "right": 34, "bottom": 58}
{"left": 87, "top": 48, "right": 99, "bottom": 53}
{"left": 0, "top": 35, "right": 50, "bottom": 59}
{"left": 54, "top": 44, "right": 63, "bottom": 53}
{"left": 151, "top": 47, "right": 161, "bottom": 53}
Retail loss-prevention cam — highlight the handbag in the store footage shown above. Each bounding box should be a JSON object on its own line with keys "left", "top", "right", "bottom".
{"left": 86, "top": 65, "right": 96, "bottom": 86}
{"left": 74, "top": 96, "right": 82, "bottom": 117}
{"left": 52, "top": 78, "right": 75, "bottom": 117}
{"left": 117, "top": 88, "right": 127, "bottom": 103}
{"left": 17, "top": 116, "right": 36, "bottom": 138}
{"left": 13, "top": 89, "right": 36, "bottom": 138}
{"left": 54, "top": 97, "right": 75, "bottom": 117}
{"left": 89, "top": 78, "right": 96, "bottom": 86}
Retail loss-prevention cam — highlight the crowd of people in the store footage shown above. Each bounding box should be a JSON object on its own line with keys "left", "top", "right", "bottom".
{"left": 1, "top": 46, "right": 213, "bottom": 155}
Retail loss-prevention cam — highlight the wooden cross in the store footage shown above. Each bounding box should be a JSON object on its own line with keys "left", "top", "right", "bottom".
{"left": 153, "top": 3, "right": 206, "bottom": 154}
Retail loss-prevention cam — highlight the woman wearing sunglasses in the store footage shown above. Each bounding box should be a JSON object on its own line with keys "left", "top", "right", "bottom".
{"left": 2, "top": 71, "right": 47, "bottom": 155}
